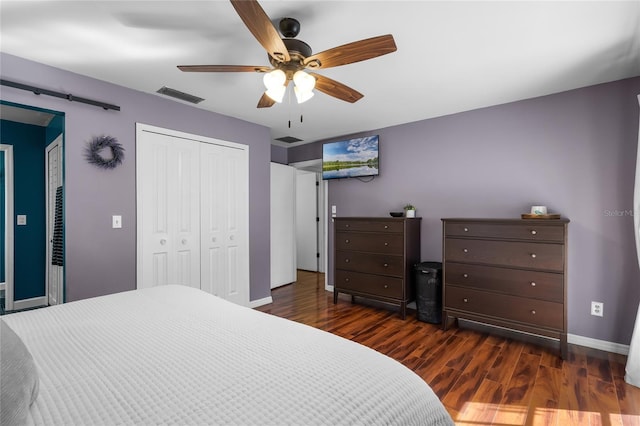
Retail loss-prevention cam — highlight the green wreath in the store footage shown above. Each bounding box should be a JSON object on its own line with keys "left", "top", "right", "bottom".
{"left": 85, "top": 135, "right": 124, "bottom": 169}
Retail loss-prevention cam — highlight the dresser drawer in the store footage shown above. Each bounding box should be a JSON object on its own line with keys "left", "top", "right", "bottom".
{"left": 335, "top": 251, "right": 404, "bottom": 277}
{"left": 445, "top": 285, "right": 563, "bottom": 330}
{"left": 445, "top": 262, "right": 563, "bottom": 302}
{"left": 445, "top": 222, "right": 564, "bottom": 242}
{"left": 445, "top": 238, "right": 564, "bottom": 272}
{"left": 335, "top": 270, "right": 403, "bottom": 299}
{"left": 336, "top": 232, "right": 404, "bottom": 254}
{"left": 335, "top": 220, "right": 404, "bottom": 233}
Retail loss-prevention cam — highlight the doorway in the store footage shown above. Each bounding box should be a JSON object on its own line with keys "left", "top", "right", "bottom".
{"left": 0, "top": 101, "right": 65, "bottom": 311}
{"left": 290, "top": 159, "right": 328, "bottom": 289}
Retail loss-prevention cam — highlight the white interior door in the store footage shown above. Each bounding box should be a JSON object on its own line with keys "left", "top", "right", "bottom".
{"left": 270, "top": 163, "right": 296, "bottom": 288}
{"left": 137, "top": 129, "right": 200, "bottom": 289}
{"left": 46, "top": 136, "right": 63, "bottom": 305}
{"left": 296, "top": 170, "right": 318, "bottom": 271}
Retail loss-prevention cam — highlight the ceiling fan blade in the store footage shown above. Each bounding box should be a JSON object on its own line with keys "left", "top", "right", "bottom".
{"left": 309, "top": 73, "right": 363, "bottom": 103}
{"left": 304, "top": 35, "right": 396, "bottom": 69}
{"left": 178, "top": 65, "right": 270, "bottom": 73}
{"left": 230, "top": 0, "right": 290, "bottom": 63}
{"left": 257, "top": 92, "right": 276, "bottom": 108}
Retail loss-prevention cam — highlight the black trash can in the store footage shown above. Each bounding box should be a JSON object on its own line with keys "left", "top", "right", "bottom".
{"left": 414, "top": 261, "right": 443, "bottom": 324}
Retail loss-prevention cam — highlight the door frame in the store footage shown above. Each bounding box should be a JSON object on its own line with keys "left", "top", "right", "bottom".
{"left": 1, "top": 144, "right": 14, "bottom": 312}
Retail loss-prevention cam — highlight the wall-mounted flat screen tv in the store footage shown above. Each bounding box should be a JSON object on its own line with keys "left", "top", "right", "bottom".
{"left": 322, "top": 135, "right": 379, "bottom": 180}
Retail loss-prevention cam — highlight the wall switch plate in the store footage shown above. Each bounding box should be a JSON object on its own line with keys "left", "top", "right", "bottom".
{"left": 112, "top": 215, "right": 122, "bottom": 229}
{"left": 16, "top": 215, "right": 27, "bottom": 226}
{"left": 591, "top": 301, "right": 603, "bottom": 317}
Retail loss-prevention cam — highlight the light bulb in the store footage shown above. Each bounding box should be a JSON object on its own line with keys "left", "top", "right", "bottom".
{"left": 263, "top": 69, "right": 286, "bottom": 90}
{"left": 265, "top": 86, "right": 286, "bottom": 103}
{"left": 293, "top": 70, "right": 316, "bottom": 92}
{"left": 294, "top": 86, "right": 314, "bottom": 104}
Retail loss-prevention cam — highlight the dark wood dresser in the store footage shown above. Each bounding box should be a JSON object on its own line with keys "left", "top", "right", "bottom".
{"left": 333, "top": 217, "right": 421, "bottom": 319}
{"left": 441, "top": 218, "right": 569, "bottom": 358}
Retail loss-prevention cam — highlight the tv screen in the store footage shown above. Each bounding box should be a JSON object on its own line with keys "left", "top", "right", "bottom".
{"left": 322, "top": 135, "right": 379, "bottom": 180}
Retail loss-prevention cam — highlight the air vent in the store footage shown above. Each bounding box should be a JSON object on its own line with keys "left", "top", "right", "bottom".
{"left": 275, "top": 136, "right": 303, "bottom": 144}
{"left": 156, "top": 86, "right": 204, "bottom": 104}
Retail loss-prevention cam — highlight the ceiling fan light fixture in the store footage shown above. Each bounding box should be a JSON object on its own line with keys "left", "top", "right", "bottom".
{"left": 294, "top": 86, "right": 314, "bottom": 104}
{"left": 263, "top": 69, "right": 286, "bottom": 91}
{"left": 293, "top": 70, "right": 316, "bottom": 92}
{"left": 265, "top": 86, "right": 286, "bottom": 103}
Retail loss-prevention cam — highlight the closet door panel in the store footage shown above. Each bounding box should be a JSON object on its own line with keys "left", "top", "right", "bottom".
{"left": 138, "top": 132, "right": 200, "bottom": 289}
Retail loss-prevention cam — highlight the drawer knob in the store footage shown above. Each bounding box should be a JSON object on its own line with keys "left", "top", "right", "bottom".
{"left": 530, "top": 281, "right": 536, "bottom": 287}
{"left": 463, "top": 298, "right": 469, "bottom": 303}
{"left": 383, "top": 263, "right": 389, "bottom": 267}
{"left": 463, "top": 273, "right": 469, "bottom": 278}
{"left": 463, "top": 227, "right": 469, "bottom": 232}
{"left": 384, "top": 242, "right": 389, "bottom": 246}
{"left": 384, "top": 225, "right": 389, "bottom": 229}
{"left": 345, "top": 224, "right": 350, "bottom": 228}
{"left": 384, "top": 285, "right": 388, "bottom": 289}
{"left": 345, "top": 278, "right": 350, "bottom": 282}
{"left": 345, "top": 259, "right": 350, "bottom": 263}
{"left": 345, "top": 239, "right": 350, "bottom": 243}
{"left": 463, "top": 248, "right": 469, "bottom": 253}
{"left": 530, "top": 253, "right": 537, "bottom": 259}
{"left": 531, "top": 230, "right": 537, "bottom": 235}
{"left": 531, "top": 310, "right": 536, "bottom": 315}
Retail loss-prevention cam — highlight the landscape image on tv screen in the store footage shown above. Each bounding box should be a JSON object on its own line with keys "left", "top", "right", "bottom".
{"left": 322, "top": 135, "right": 379, "bottom": 180}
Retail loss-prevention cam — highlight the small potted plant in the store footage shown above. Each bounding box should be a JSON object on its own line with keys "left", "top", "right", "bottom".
{"left": 404, "top": 204, "right": 416, "bottom": 218}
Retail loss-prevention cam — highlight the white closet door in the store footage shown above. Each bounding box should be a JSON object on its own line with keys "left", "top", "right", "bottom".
{"left": 138, "top": 130, "right": 200, "bottom": 289}
{"left": 200, "top": 142, "right": 249, "bottom": 306}
{"left": 270, "top": 163, "right": 296, "bottom": 288}
{"left": 137, "top": 124, "right": 250, "bottom": 306}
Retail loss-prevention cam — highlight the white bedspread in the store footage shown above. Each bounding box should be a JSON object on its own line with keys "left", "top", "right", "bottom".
{"left": 2, "top": 285, "right": 452, "bottom": 425}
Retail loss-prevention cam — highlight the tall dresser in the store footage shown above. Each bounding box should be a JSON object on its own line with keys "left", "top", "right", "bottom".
{"left": 333, "top": 217, "right": 421, "bottom": 319}
{"left": 441, "top": 218, "right": 569, "bottom": 358}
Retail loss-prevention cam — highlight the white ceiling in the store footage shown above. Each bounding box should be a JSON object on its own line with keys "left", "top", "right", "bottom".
{"left": 1, "top": 1, "right": 639, "bottom": 147}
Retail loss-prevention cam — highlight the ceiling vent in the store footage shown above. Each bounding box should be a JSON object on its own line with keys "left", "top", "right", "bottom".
{"left": 275, "top": 136, "right": 303, "bottom": 144}
{"left": 156, "top": 86, "right": 204, "bottom": 104}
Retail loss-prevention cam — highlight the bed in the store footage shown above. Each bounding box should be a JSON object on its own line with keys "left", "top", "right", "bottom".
{"left": 1, "top": 285, "right": 453, "bottom": 425}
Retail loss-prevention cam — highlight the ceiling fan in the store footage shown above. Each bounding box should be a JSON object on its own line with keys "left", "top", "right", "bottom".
{"left": 178, "top": 0, "right": 397, "bottom": 108}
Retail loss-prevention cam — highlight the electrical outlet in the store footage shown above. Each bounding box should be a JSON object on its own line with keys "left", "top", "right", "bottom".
{"left": 591, "top": 301, "right": 603, "bottom": 317}
{"left": 112, "top": 215, "right": 122, "bottom": 229}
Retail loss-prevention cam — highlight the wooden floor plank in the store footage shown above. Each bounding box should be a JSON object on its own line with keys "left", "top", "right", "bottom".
{"left": 257, "top": 271, "right": 638, "bottom": 426}
{"left": 526, "top": 364, "right": 562, "bottom": 426}
{"left": 613, "top": 375, "right": 640, "bottom": 426}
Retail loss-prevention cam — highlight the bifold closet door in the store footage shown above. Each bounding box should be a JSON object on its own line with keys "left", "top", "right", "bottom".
{"left": 137, "top": 131, "right": 201, "bottom": 289}
{"left": 200, "top": 143, "right": 249, "bottom": 306}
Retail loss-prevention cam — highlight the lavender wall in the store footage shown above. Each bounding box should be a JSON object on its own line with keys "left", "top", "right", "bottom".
{"left": 0, "top": 53, "right": 273, "bottom": 303}
{"left": 271, "top": 144, "right": 288, "bottom": 164}
{"left": 289, "top": 77, "right": 640, "bottom": 346}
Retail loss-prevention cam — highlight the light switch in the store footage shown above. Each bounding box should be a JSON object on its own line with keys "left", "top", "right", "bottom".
{"left": 17, "top": 215, "right": 27, "bottom": 226}
{"left": 112, "top": 215, "right": 122, "bottom": 229}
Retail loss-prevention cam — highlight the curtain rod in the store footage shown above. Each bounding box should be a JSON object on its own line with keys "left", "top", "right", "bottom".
{"left": 0, "top": 79, "right": 120, "bottom": 111}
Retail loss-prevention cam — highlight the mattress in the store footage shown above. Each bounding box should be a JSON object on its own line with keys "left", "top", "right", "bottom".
{"left": 1, "top": 285, "right": 453, "bottom": 425}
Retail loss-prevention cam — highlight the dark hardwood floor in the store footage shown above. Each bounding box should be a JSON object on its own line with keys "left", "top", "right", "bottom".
{"left": 256, "top": 270, "right": 640, "bottom": 426}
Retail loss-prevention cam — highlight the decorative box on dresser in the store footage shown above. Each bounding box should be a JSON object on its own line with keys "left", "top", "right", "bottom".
{"left": 333, "top": 217, "right": 421, "bottom": 319}
{"left": 441, "top": 218, "right": 569, "bottom": 359}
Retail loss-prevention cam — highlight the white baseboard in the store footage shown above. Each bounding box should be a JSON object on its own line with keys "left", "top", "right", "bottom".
{"left": 249, "top": 296, "right": 273, "bottom": 308}
{"left": 568, "top": 333, "right": 630, "bottom": 355}
{"left": 12, "top": 296, "right": 47, "bottom": 311}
